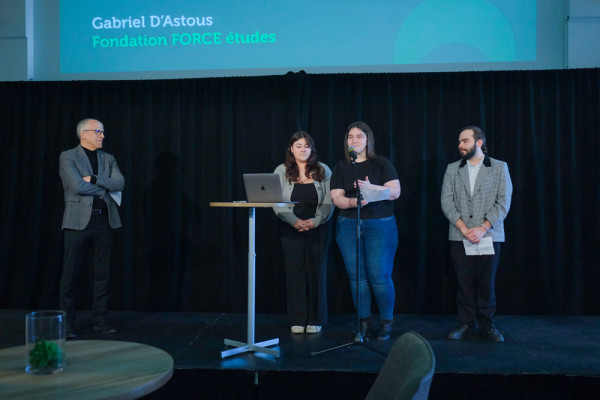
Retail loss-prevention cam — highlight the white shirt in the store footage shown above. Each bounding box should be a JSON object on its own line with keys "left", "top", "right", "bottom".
{"left": 467, "top": 157, "right": 484, "bottom": 195}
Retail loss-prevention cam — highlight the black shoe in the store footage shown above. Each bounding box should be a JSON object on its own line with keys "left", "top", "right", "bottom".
{"left": 376, "top": 319, "right": 393, "bottom": 341}
{"left": 359, "top": 317, "right": 371, "bottom": 340}
{"left": 94, "top": 319, "right": 117, "bottom": 334}
{"left": 66, "top": 322, "right": 78, "bottom": 339}
{"left": 447, "top": 324, "right": 471, "bottom": 340}
{"left": 481, "top": 325, "right": 504, "bottom": 342}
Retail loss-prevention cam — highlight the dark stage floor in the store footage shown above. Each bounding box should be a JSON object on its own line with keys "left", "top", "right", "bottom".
{"left": 1, "top": 311, "right": 599, "bottom": 399}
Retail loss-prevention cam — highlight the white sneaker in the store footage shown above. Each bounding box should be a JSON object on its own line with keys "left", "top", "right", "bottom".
{"left": 291, "top": 326, "right": 305, "bottom": 334}
{"left": 306, "top": 325, "right": 322, "bottom": 333}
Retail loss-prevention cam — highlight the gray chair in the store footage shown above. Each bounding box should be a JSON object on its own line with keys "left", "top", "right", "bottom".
{"left": 365, "top": 330, "right": 436, "bottom": 400}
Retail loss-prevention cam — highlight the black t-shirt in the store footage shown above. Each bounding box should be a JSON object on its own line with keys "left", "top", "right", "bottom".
{"left": 330, "top": 156, "right": 398, "bottom": 219}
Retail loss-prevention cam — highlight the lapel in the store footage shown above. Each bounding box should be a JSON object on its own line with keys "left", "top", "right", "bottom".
{"left": 74, "top": 145, "right": 93, "bottom": 175}
{"left": 472, "top": 155, "right": 492, "bottom": 196}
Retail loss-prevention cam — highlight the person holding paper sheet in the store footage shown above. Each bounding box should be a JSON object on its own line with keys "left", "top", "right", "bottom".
{"left": 273, "top": 131, "right": 333, "bottom": 334}
{"left": 441, "top": 126, "right": 512, "bottom": 342}
{"left": 59, "top": 118, "right": 125, "bottom": 338}
{"left": 330, "top": 121, "right": 401, "bottom": 341}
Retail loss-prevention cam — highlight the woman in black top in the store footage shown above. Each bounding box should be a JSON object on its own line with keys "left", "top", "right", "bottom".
{"left": 273, "top": 131, "right": 333, "bottom": 334}
{"left": 330, "top": 121, "right": 401, "bottom": 341}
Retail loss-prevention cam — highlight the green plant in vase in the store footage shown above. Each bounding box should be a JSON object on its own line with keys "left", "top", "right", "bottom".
{"left": 29, "top": 340, "right": 63, "bottom": 370}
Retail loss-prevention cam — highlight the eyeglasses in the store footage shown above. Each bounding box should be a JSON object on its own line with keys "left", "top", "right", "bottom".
{"left": 83, "top": 129, "right": 105, "bottom": 135}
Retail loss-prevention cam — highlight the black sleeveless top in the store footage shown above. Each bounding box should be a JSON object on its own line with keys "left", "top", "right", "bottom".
{"left": 291, "top": 183, "right": 318, "bottom": 220}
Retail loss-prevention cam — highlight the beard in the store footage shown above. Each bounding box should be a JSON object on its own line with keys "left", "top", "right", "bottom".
{"left": 460, "top": 144, "right": 477, "bottom": 160}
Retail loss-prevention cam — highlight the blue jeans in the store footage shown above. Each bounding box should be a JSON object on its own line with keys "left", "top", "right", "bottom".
{"left": 335, "top": 216, "right": 398, "bottom": 320}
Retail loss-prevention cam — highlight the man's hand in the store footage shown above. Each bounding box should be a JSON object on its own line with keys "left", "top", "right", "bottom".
{"left": 83, "top": 176, "right": 92, "bottom": 183}
{"left": 465, "top": 227, "right": 487, "bottom": 243}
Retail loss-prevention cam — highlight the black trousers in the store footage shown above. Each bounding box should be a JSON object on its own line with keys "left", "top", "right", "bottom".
{"left": 279, "top": 221, "right": 331, "bottom": 326}
{"left": 60, "top": 214, "right": 114, "bottom": 323}
{"left": 450, "top": 241, "right": 501, "bottom": 329}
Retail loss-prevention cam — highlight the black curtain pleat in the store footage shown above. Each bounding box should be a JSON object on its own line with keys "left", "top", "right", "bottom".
{"left": 0, "top": 68, "right": 598, "bottom": 315}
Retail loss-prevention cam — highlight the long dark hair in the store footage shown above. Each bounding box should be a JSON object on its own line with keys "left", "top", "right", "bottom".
{"left": 344, "top": 121, "right": 376, "bottom": 162}
{"left": 284, "top": 131, "right": 325, "bottom": 183}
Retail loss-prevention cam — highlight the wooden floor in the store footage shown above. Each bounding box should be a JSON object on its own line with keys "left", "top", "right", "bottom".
{"left": 1, "top": 311, "right": 599, "bottom": 399}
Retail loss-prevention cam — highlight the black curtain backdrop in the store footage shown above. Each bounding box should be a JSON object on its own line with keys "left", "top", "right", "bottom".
{"left": 1, "top": 68, "right": 598, "bottom": 316}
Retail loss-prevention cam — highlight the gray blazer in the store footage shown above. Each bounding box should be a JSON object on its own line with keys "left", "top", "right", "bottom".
{"left": 273, "top": 162, "right": 333, "bottom": 228}
{"left": 59, "top": 145, "right": 125, "bottom": 230}
{"left": 441, "top": 155, "right": 512, "bottom": 242}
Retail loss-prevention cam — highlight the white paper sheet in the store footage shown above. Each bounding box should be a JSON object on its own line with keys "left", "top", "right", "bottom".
{"left": 109, "top": 191, "right": 122, "bottom": 206}
{"left": 463, "top": 237, "right": 495, "bottom": 255}
{"left": 361, "top": 187, "right": 390, "bottom": 203}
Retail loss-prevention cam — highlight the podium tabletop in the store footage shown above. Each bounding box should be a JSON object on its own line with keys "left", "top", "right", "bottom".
{"left": 0, "top": 340, "right": 173, "bottom": 400}
{"left": 210, "top": 201, "right": 294, "bottom": 208}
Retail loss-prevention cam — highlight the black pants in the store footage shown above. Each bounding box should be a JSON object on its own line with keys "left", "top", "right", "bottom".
{"left": 279, "top": 221, "right": 331, "bottom": 326}
{"left": 60, "top": 214, "right": 114, "bottom": 323}
{"left": 450, "top": 241, "right": 501, "bottom": 329}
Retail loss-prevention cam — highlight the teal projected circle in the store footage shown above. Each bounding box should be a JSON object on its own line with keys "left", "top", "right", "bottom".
{"left": 395, "top": 0, "right": 517, "bottom": 64}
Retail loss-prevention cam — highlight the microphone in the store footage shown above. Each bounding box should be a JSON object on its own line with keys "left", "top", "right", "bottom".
{"left": 348, "top": 147, "right": 357, "bottom": 160}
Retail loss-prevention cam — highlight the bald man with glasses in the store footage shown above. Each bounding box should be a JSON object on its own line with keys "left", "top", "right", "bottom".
{"left": 59, "top": 118, "right": 125, "bottom": 338}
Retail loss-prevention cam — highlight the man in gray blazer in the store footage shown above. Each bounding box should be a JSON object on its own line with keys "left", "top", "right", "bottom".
{"left": 59, "top": 118, "right": 125, "bottom": 337}
{"left": 441, "top": 126, "right": 512, "bottom": 342}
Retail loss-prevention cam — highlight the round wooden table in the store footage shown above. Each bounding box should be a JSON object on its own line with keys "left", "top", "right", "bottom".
{"left": 0, "top": 340, "right": 173, "bottom": 400}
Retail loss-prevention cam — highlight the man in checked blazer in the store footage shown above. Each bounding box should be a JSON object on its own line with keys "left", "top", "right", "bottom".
{"left": 441, "top": 126, "right": 512, "bottom": 343}
{"left": 59, "top": 118, "right": 125, "bottom": 337}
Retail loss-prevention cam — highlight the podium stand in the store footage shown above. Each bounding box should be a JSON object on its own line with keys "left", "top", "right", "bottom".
{"left": 210, "top": 202, "right": 293, "bottom": 359}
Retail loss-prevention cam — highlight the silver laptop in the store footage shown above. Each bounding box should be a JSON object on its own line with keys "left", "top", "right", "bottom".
{"left": 243, "top": 173, "right": 285, "bottom": 203}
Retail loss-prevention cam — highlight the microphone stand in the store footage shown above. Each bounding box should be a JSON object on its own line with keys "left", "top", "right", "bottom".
{"left": 311, "top": 154, "right": 385, "bottom": 357}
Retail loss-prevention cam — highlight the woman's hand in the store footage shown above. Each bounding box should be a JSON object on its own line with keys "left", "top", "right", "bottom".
{"left": 357, "top": 176, "right": 373, "bottom": 190}
{"left": 293, "top": 219, "right": 314, "bottom": 231}
{"left": 355, "top": 177, "right": 401, "bottom": 200}
{"left": 331, "top": 188, "right": 368, "bottom": 209}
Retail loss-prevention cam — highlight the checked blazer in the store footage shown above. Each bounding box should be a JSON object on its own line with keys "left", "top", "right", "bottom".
{"left": 59, "top": 145, "right": 125, "bottom": 230}
{"left": 441, "top": 155, "right": 512, "bottom": 242}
